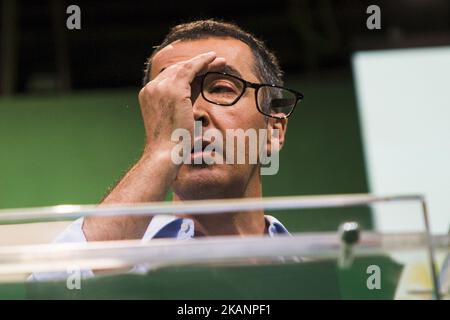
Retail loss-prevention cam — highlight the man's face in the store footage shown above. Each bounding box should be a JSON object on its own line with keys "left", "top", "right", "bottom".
{"left": 150, "top": 37, "right": 284, "bottom": 200}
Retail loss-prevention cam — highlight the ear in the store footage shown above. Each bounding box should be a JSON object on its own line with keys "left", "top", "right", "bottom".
{"left": 266, "top": 117, "right": 288, "bottom": 155}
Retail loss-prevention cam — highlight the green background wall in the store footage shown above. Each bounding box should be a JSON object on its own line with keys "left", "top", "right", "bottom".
{"left": 0, "top": 75, "right": 372, "bottom": 232}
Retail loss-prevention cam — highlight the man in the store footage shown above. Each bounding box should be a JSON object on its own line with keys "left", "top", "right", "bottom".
{"left": 30, "top": 19, "right": 303, "bottom": 280}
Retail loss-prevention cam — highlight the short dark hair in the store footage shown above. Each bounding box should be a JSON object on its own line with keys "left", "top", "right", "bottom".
{"left": 142, "top": 19, "right": 284, "bottom": 88}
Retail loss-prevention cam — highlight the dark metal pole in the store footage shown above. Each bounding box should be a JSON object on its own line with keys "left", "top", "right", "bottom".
{"left": 0, "top": 0, "right": 19, "bottom": 95}
{"left": 421, "top": 198, "right": 441, "bottom": 300}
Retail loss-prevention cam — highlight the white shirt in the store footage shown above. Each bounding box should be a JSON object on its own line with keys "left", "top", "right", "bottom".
{"left": 29, "top": 215, "right": 290, "bottom": 281}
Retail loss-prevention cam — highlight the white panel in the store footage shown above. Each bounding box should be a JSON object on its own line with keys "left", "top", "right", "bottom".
{"left": 352, "top": 47, "right": 450, "bottom": 233}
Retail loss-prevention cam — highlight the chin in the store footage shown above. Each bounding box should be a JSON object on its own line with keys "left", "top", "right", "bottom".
{"left": 173, "top": 164, "right": 242, "bottom": 200}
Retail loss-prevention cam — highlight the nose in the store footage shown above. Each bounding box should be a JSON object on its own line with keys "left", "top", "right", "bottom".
{"left": 191, "top": 81, "right": 211, "bottom": 128}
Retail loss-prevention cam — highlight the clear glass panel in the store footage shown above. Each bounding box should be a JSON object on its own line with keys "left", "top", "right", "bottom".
{"left": 0, "top": 195, "right": 446, "bottom": 300}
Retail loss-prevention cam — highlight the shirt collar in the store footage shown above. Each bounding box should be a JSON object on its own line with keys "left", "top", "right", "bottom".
{"left": 143, "top": 214, "right": 289, "bottom": 240}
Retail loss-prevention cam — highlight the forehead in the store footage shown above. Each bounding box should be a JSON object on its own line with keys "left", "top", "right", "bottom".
{"left": 150, "top": 37, "right": 257, "bottom": 81}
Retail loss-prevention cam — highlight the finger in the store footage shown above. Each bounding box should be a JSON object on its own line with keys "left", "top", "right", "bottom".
{"left": 177, "top": 51, "right": 221, "bottom": 80}
{"left": 198, "top": 57, "right": 227, "bottom": 75}
{"left": 151, "top": 53, "right": 226, "bottom": 86}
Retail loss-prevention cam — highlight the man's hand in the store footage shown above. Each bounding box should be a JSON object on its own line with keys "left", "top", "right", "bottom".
{"left": 83, "top": 52, "right": 226, "bottom": 242}
{"left": 139, "top": 51, "right": 226, "bottom": 156}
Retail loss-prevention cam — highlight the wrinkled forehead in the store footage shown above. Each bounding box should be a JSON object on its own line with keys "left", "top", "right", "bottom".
{"left": 149, "top": 37, "right": 258, "bottom": 82}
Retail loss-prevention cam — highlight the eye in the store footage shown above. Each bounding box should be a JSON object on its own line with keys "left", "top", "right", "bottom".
{"left": 209, "top": 84, "right": 235, "bottom": 93}
{"left": 207, "top": 81, "right": 239, "bottom": 94}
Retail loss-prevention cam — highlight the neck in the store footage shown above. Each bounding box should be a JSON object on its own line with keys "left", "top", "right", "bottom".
{"left": 172, "top": 169, "right": 266, "bottom": 237}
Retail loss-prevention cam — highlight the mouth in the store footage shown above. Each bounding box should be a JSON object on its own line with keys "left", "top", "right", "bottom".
{"left": 191, "top": 139, "right": 210, "bottom": 154}
{"left": 190, "top": 139, "right": 223, "bottom": 164}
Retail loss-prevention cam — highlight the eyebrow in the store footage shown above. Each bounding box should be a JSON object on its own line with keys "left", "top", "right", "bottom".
{"left": 216, "top": 64, "right": 243, "bottom": 79}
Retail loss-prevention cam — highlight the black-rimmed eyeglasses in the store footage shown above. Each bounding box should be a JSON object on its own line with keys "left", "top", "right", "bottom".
{"left": 198, "top": 72, "right": 304, "bottom": 119}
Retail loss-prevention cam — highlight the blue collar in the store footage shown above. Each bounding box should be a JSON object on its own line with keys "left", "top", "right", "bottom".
{"left": 142, "top": 215, "right": 290, "bottom": 240}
